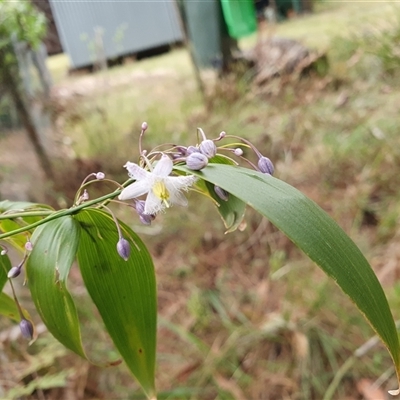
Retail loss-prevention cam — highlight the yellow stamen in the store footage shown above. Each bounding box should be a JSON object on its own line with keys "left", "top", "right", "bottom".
{"left": 153, "top": 180, "right": 170, "bottom": 208}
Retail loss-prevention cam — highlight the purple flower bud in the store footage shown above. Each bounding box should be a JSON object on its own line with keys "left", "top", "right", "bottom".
{"left": 25, "top": 241, "right": 33, "bottom": 251}
{"left": 139, "top": 214, "right": 155, "bottom": 225}
{"left": 234, "top": 148, "right": 243, "bottom": 156}
{"left": 96, "top": 172, "right": 105, "bottom": 180}
{"left": 134, "top": 200, "right": 156, "bottom": 225}
{"left": 141, "top": 121, "right": 148, "bottom": 131}
{"left": 199, "top": 139, "right": 217, "bottom": 159}
{"left": 186, "top": 152, "right": 209, "bottom": 170}
{"left": 117, "top": 237, "right": 130, "bottom": 261}
{"left": 135, "top": 200, "right": 146, "bottom": 215}
{"left": 214, "top": 186, "right": 229, "bottom": 201}
{"left": 258, "top": 156, "right": 274, "bottom": 175}
{"left": 218, "top": 131, "right": 226, "bottom": 139}
{"left": 174, "top": 146, "right": 188, "bottom": 157}
{"left": 19, "top": 318, "right": 34, "bottom": 340}
{"left": 8, "top": 266, "right": 21, "bottom": 279}
{"left": 186, "top": 146, "right": 200, "bottom": 155}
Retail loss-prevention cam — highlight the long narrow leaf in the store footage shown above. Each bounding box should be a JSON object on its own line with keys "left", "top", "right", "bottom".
{"left": 177, "top": 163, "right": 400, "bottom": 383}
{"left": 26, "top": 216, "right": 86, "bottom": 358}
{"left": 0, "top": 252, "right": 11, "bottom": 291}
{"left": 0, "top": 200, "right": 51, "bottom": 212}
{"left": 75, "top": 209, "right": 157, "bottom": 399}
{"left": 0, "top": 292, "right": 24, "bottom": 321}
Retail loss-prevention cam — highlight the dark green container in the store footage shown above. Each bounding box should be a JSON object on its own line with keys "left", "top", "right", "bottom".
{"left": 182, "top": 0, "right": 222, "bottom": 68}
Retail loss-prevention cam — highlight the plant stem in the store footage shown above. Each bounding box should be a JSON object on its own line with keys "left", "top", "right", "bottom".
{"left": 0, "top": 210, "right": 54, "bottom": 221}
{"left": 0, "top": 189, "right": 123, "bottom": 240}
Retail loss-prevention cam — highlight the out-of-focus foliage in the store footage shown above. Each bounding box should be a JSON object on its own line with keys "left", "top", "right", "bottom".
{"left": 330, "top": 13, "right": 400, "bottom": 77}
{"left": 0, "top": 0, "right": 46, "bottom": 89}
{"left": 0, "top": 0, "right": 46, "bottom": 52}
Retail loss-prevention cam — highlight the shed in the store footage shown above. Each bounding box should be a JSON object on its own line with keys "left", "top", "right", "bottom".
{"left": 48, "top": 0, "right": 184, "bottom": 69}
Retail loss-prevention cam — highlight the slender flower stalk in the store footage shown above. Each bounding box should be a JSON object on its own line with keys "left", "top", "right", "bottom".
{"left": 7, "top": 274, "right": 34, "bottom": 340}
{"left": 74, "top": 173, "right": 121, "bottom": 206}
{"left": 138, "top": 121, "right": 148, "bottom": 156}
{"left": 101, "top": 205, "right": 131, "bottom": 261}
{"left": 223, "top": 134, "right": 275, "bottom": 175}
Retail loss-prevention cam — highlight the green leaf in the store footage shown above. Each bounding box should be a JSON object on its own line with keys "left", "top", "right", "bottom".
{"left": 0, "top": 252, "right": 11, "bottom": 291}
{"left": 177, "top": 154, "right": 245, "bottom": 232}
{"left": 0, "top": 292, "right": 20, "bottom": 320}
{"left": 0, "top": 290, "right": 33, "bottom": 325}
{"left": 209, "top": 154, "right": 238, "bottom": 165}
{"left": 0, "top": 200, "right": 42, "bottom": 212}
{"left": 0, "top": 252, "right": 32, "bottom": 323}
{"left": 75, "top": 209, "right": 157, "bottom": 399}
{"left": 181, "top": 164, "right": 400, "bottom": 381}
{"left": 0, "top": 219, "right": 27, "bottom": 251}
{"left": 205, "top": 181, "right": 246, "bottom": 233}
{"left": 26, "top": 216, "right": 86, "bottom": 358}
{"left": 0, "top": 200, "right": 53, "bottom": 251}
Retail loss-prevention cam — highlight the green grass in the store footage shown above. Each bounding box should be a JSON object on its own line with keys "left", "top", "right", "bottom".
{"left": 241, "top": 1, "right": 400, "bottom": 50}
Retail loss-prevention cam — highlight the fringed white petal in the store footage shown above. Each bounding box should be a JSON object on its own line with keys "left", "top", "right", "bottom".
{"left": 144, "top": 191, "right": 164, "bottom": 214}
{"left": 119, "top": 180, "right": 152, "bottom": 200}
{"left": 169, "top": 189, "right": 188, "bottom": 207}
{"left": 167, "top": 175, "right": 197, "bottom": 191}
{"left": 124, "top": 162, "right": 149, "bottom": 180}
{"left": 153, "top": 155, "right": 173, "bottom": 177}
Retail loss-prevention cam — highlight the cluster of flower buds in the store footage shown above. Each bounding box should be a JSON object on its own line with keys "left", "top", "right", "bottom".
{"left": 116, "top": 123, "right": 275, "bottom": 228}
{"left": 169, "top": 127, "right": 274, "bottom": 176}
{"left": 174, "top": 128, "right": 217, "bottom": 171}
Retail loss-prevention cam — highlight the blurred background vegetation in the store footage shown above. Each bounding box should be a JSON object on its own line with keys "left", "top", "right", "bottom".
{"left": 2, "top": 1, "right": 400, "bottom": 399}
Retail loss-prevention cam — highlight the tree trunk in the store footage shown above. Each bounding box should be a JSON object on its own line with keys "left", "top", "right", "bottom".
{"left": 0, "top": 47, "right": 55, "bottom": 183}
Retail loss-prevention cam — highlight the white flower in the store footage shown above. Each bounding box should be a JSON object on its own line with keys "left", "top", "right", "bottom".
{"left": 119, "top": 155, "right": 197, "bottom": 214}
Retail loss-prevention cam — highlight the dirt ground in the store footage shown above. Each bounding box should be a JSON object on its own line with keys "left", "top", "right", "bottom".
{"left": 0, "top": 130, "right": 46, "bottom": 202}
